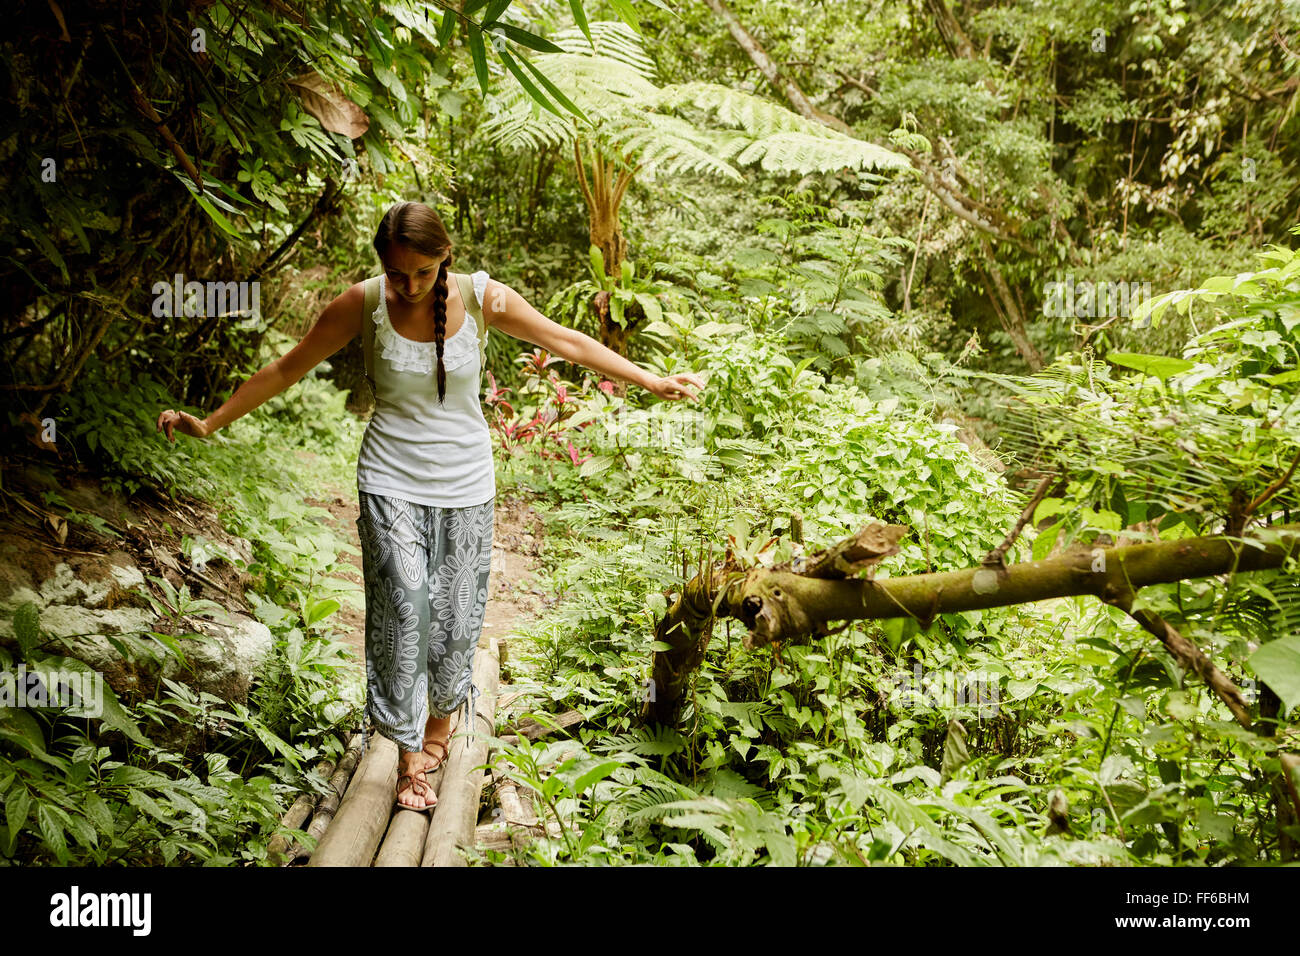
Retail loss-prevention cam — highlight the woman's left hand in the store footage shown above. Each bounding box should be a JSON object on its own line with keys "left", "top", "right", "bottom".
{"left": 646, "top": 372, "right": 707, "bottom": 402}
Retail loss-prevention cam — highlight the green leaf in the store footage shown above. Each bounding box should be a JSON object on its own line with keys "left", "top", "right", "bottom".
{"left": 305, "top": 598, "right": 341, "bottom": 627}
{"left": 483, "top": 21, "right": 564, "bottom": 53}
{"left": 579, "top": 454, "right": 615, "bottom": 478}
{"left": 589, "top": 243, "right": 607, "bottom": 285}
{"left": 541, "top": 772, "right": 565, "bottom": 801}
{"left": 1032, "top": 520, "right": 1061, "bottom": 561}
{"left": 248, "top": 717, "right": 300, "bottom": 766}
{"left": 172, "top": 170, "right": 244, "bottom": 238}
{"left": 12, "top": 602, "right": 41, "bottom": 657}
{"left": 44, "top": 655, "right": 153, "bottom": 747}
{"left": 0, "top": 708, "right": 47, "bottom": 758}
{"left": 466, "top": 25, "right": 490, "bottom": 93}
{"left": 516, "top": 52, "right": 590, "bottom": 123}
{"left": 127, "top": 788, "right": 172, "bottom": 824}
{"left": 1199, "top": 275, "right": 1236, "bottom": 294}
{"left": 37, "top": 803, "right": 68, "bottom": 863}
{"left": 939, "top": 718, "right": 969, "bottom": 784}
{"left": 5, "top": 788, "right": 31, "bottom": 845}
{"left": 568, "top": 0, "right": 592, "bottom": 43}
{"left": 497, "top": 49, "right": 566, "bottom": 120}
{"left": 21, "top": 226, "right": 69, "bottom": 282}
{"left": 861, "top": 782, "right": 977, "bottom": 866}
{"left": 436, "top": 8, "right": 458, "bottom": 45}
{"left": 481, "top": 0, "right": 512, "bottom": 22}
{"left": 879, "top": 616, "right": 917, "bottom": 652}
{"left": 1249, "top": 634, "right": 1300, "bottom": 714}
{"left": 765, "top": 831, "right": 797, "bottom": 867}
{"left": 1106, "top": 352, "right": 1194, "bottom": 381}
{"left": 570, "top": 760, "right": 623, "bottom": 796}
{"left": 606, "top": 0, "right": 642, "bottom": 32}
{"left": 83, "top": 793, "right": 115, "bottom": 835}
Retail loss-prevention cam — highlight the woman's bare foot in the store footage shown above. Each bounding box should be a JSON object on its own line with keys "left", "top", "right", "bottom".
{"left": 395, "top": 748, "right": 436, "bottom": 810}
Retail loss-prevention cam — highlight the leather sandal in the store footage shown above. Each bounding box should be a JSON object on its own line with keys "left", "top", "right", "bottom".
{"left": 395, "top": 765, "right": 436, "bottom": 812}
{"left": 422, "top": 736, "right": 452, "bottom": 772}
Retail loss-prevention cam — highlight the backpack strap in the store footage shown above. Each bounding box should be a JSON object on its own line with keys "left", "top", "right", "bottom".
{"left": 454, "top": 271, "right": 489, "bottom": 374}
{"left": 360, "top": 274, "right": 382, "bottom": 401}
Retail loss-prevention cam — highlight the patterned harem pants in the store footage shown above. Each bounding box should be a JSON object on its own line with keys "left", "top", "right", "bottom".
{"left": 355, "top": 490, "right": 494, "bottom": 754}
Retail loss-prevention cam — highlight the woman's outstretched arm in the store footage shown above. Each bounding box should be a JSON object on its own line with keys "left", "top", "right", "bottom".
{"left": 481, "top": 279, "right": 706, "bottom": 401}
{"left": 157, "top": 283, "right": 365, "bottom": 442}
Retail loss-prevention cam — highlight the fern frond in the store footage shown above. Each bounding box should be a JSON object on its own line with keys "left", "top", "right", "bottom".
{"left": 734, "top": 130, "right": 908, "bottom": 175}
{"left": 480, "top": 52, "right": 659, "bottom": 150}
{"left": 590, "top": 724, "right": 687, "bottom": 757}
{"left": 549, "top": 20, "right": 658, "bottom": 81}
{"left": 620, "top": 769, "right": 703, "bottom": 821}
{"left": 610, "top": 112, "right": 744, "bottom": 182}
{"left": 653, "top": 81, "right": 812, "bottom": 136}
{"left": 697, "top": 768, "right": 777, "bottom": 810}
{"left": 655, "top": 81, "right": 911, "bottom": 174}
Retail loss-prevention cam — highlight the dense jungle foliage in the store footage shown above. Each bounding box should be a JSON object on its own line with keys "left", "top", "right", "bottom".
{"left": 1, "top": 0, "right": 1298, "bottom": 867}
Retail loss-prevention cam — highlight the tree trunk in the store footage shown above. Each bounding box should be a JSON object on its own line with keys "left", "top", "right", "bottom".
{"left": 925, "top": 0, "right": 976, "bottom": 59}
{"left": 701, "top": 0, "right": 850, "bottom": 132}
{"left": 1259, "top": 686, "right": 1298, "bottom": 861}
{"left": 985, "top": 260, "right": 1044, "bottom": 370}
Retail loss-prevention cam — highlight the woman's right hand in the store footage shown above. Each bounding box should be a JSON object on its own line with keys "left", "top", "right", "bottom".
{"left": 156, "top": 409, "right": 210, "bottom": 443}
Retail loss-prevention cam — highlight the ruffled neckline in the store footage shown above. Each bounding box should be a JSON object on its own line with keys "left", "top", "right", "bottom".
{"left": 373, "top": 273, "right": 483, "bottom": 374}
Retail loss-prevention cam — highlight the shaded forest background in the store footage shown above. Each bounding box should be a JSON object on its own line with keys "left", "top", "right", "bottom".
{"left": 1, "top": 0, "right": 1298, "bottom": 867}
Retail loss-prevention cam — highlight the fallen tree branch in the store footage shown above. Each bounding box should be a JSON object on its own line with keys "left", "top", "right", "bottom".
{"left": 1100, "top": 588, "right": 1252, "bottom": 729}
{"left": 644, "top": 522, "right": 1300, "bottom": 724}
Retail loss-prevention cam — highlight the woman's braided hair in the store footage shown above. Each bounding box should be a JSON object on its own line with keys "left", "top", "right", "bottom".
{"left": 373, "top": 201, "right": 454, "bottom": 404}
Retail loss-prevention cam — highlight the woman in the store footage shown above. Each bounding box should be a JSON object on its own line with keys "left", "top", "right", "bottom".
{"left": 157, "top": 201, "right": 705, "bottom": 811}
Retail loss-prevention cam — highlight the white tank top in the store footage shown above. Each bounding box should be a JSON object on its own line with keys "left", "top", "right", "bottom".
{"left": 356, "top": 271, "right": 495, "bottom": 508}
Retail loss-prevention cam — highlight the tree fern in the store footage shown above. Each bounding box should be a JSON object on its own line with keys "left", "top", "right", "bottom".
{"left": 481, "top": 22, "right": 908, "bottom": 181}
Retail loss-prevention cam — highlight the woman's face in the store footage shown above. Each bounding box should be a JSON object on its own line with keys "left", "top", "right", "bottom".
{"left": 384, "top": 243, "right": 449, "bottom": 304}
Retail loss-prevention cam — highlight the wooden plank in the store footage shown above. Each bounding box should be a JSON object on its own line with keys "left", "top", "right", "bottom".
{"left": 305, "top": 732, "right": 398, "bottom": 867}
{"left": 421, "top": 645, "right": 500, "bottom": 867}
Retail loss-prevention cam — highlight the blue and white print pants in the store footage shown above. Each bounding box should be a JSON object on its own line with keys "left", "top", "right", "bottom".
{"left": 355, "top": 490, "right": 494, "bottom": 754}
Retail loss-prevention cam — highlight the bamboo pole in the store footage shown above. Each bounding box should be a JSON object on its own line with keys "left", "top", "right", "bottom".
{"left": 285, "top": 731, "right": 366, "bottom": 864}
{"left": 306, "top": 731, "right": 398, "bottom": 867}
{"left": 373, "top": 764, "right": 444, "bottom": 867}
{"left": 266, "top": 752, "right": 337, "bottom": 865}
{"left": 492, "top": 765, "right": 539, "bottom": 828}
{"left": 421, "top": 643, "right": 500, "bottom": 867}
